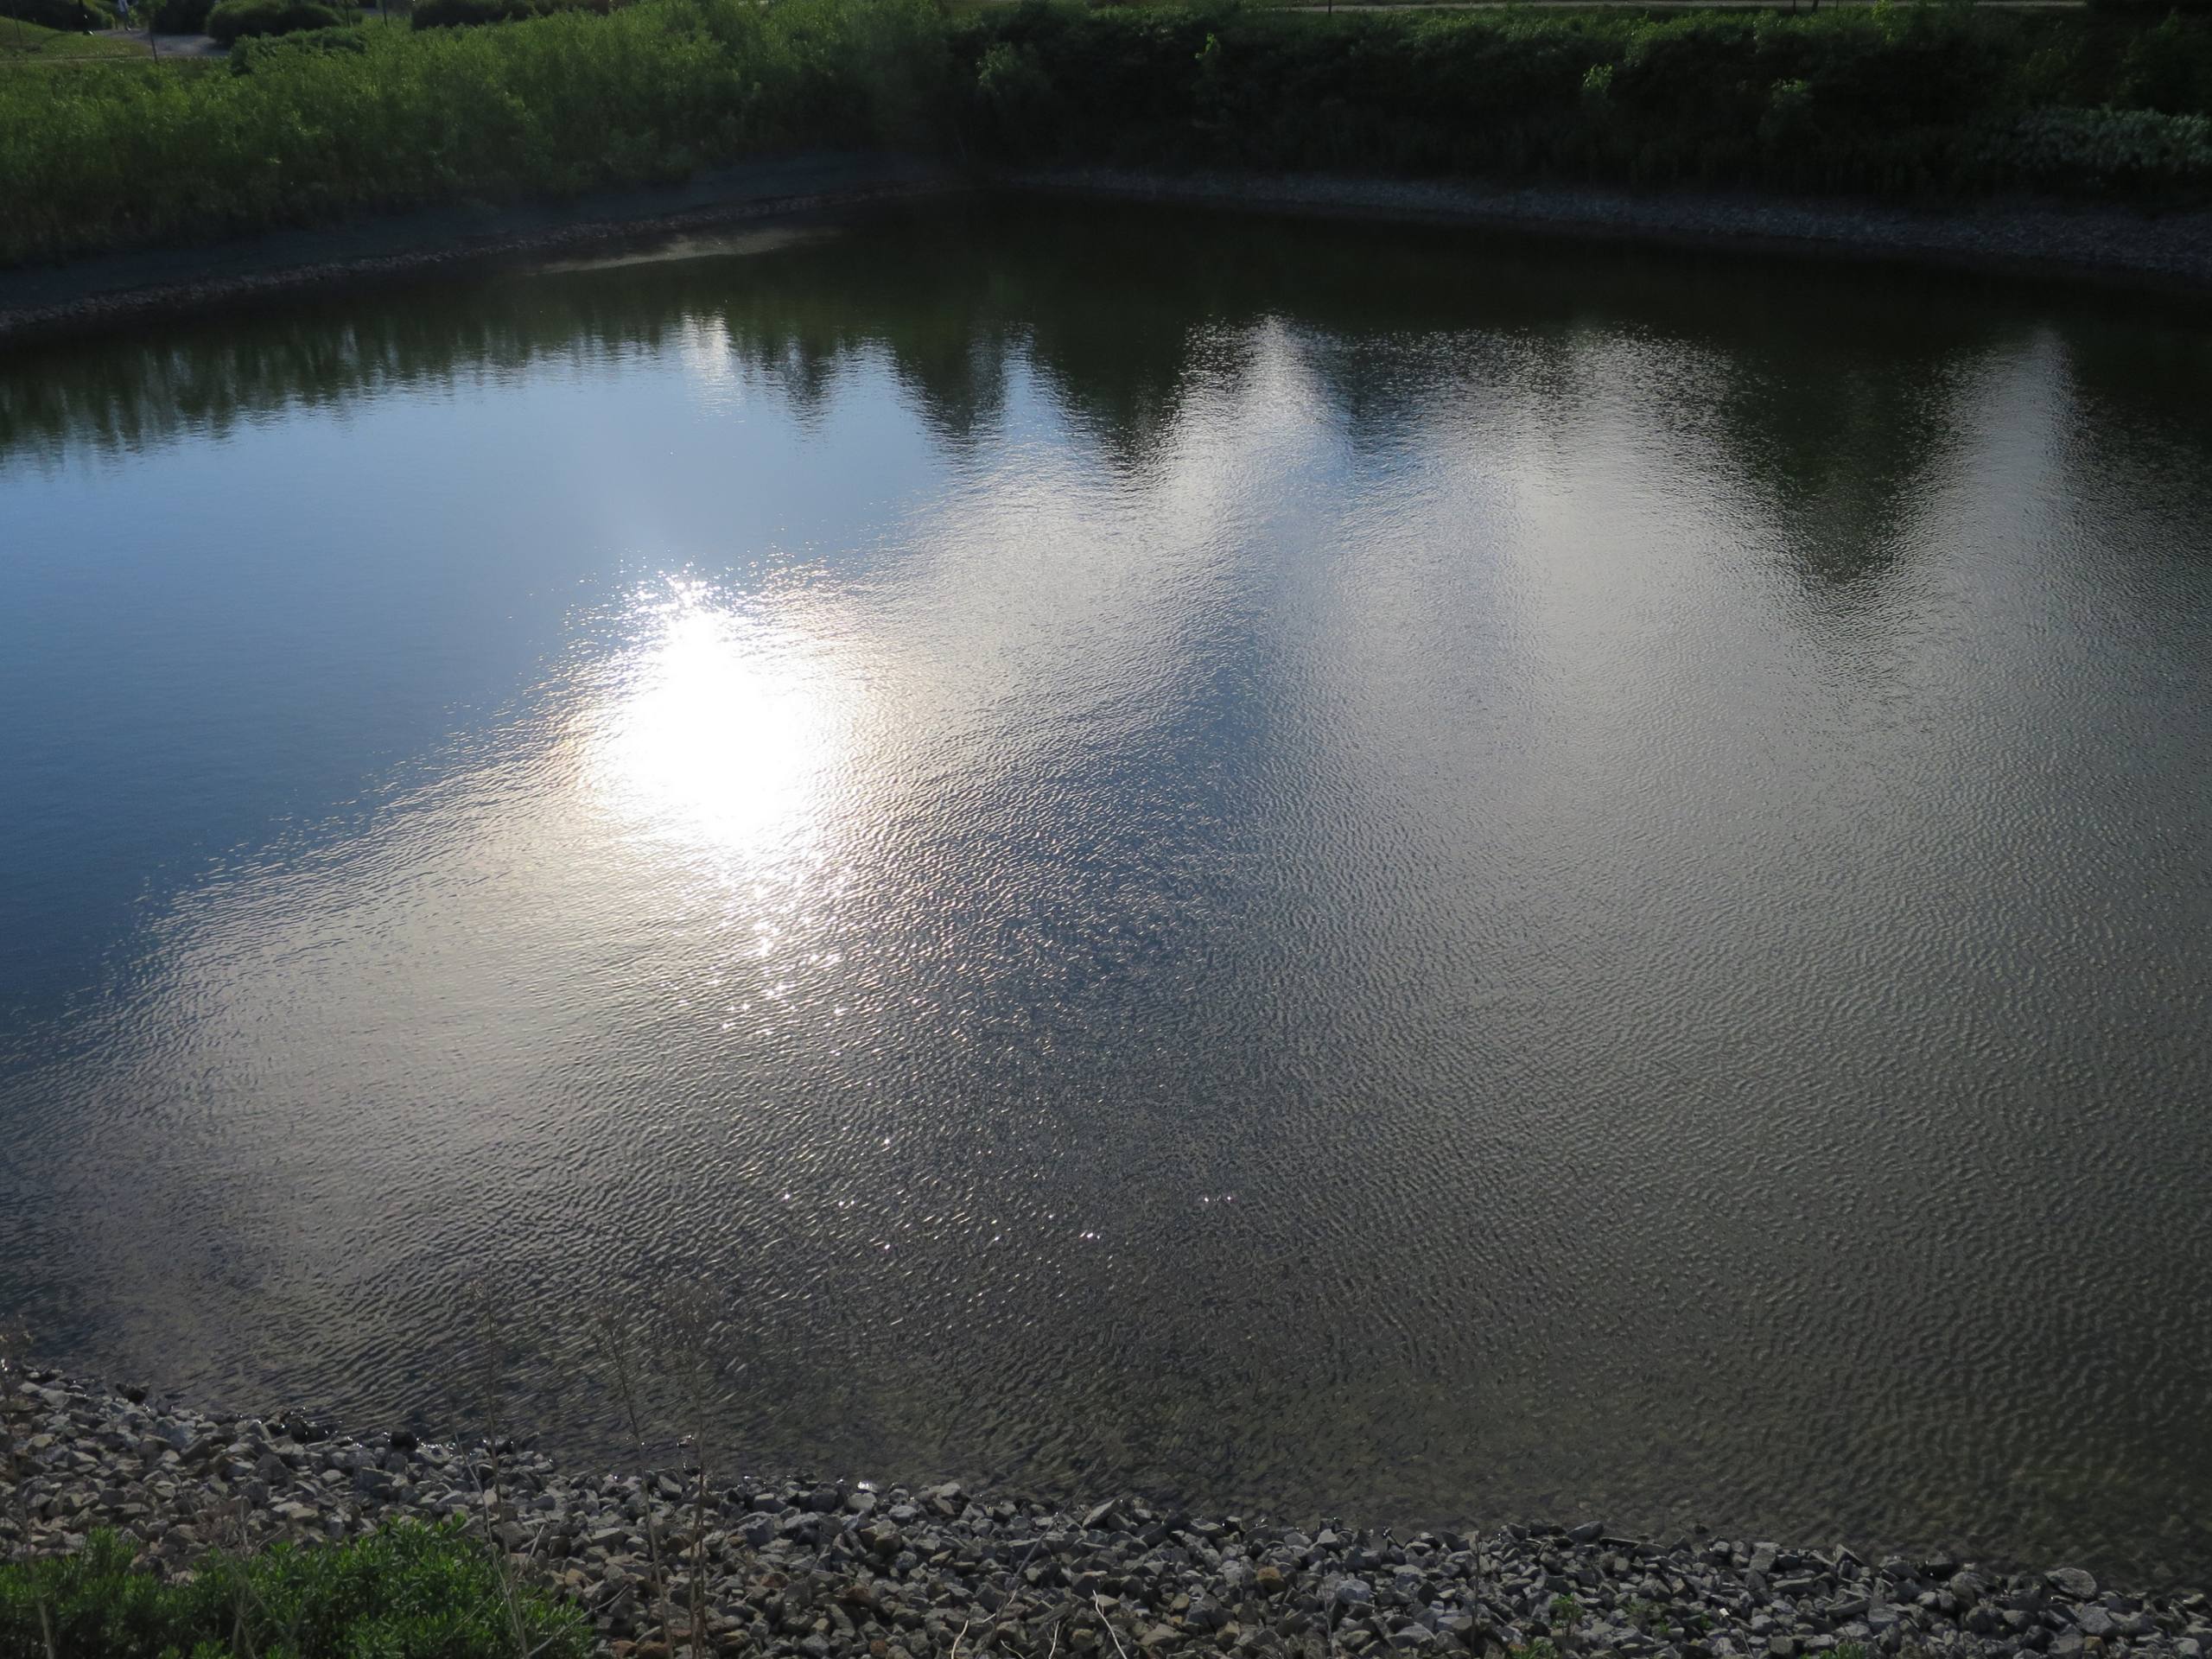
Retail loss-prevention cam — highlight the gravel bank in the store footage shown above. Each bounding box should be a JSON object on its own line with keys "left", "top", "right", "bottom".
{"left": 6, "top": 162, "right": 2210, "bottom": 347}
{"left": 5, "top": 1372, "right": 2207, "bottom": 1659}
{"left": 1003, "top": 170, "right": 2212, "bottom": 293}
{"left": 0, "top": 153, "right": 965, "bottom": 346}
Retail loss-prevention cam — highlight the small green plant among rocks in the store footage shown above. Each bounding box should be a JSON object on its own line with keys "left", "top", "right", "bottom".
{"left": 6, "top": 1359, "right": 2208, "bottom": 1659}
{"left": 0, "top": 1521, "right": 588, "bottom": 1659}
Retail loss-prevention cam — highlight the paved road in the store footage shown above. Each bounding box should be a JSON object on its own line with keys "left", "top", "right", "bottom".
{"left": 91, "top": 26, "right": 224, "bottom": 53}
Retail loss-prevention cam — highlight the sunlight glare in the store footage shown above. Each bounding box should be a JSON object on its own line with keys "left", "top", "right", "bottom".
{"left": 589, "top": 580, "right": 848, "bottom": 864}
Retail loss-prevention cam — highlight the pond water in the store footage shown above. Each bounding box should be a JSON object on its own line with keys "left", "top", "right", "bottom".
{"left": 3, "top": 202, "right": 2209, "bottom": 1586}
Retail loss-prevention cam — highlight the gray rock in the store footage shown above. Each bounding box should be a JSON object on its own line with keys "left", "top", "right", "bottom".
{"left": 2073, "top": 1606, "right": 2115, "bottom": 1637}
{"left": 4, "top": 1369, "right": 2206, "bottom": 1659}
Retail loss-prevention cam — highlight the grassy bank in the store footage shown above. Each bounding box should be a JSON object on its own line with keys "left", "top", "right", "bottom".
{"left": 957, "top": 4, "right": 2212, "bottom": 196}
{"left": 3, "top": 0, "right": 2211, "bottom": 268}
{"left": 0, "top": 16, "right": 151, "bottom": 55}
{"left": 0, "top": 1521, "right": 588, "bottom": 1659}
{"left": 0, "top": 0, "right": 949, "bottom": 264}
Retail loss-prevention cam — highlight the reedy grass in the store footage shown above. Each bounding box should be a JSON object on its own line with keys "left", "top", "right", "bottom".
{"left": 5, "top": 0, "right": 2212, "bottom": 270}
{"left": 7, "top": 0, "right": 2212, "bottom": 270}
{"left": 0, "top": 0, "right": 949, "bottom": 264}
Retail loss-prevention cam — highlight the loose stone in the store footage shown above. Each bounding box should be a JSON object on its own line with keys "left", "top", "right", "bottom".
{"left": 0, "top": 1371, "right": 2196, "bottom": 1659}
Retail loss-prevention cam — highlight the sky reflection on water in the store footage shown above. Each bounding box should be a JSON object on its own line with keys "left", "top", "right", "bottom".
{"left": 2, "top": 204, "right": 2209, "bottom": 1586}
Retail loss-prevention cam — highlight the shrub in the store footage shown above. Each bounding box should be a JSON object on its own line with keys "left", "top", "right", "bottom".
{"left": 1996, "top": 103, "right": 2212, "bottom": 188}
{"left": 0, "top": 0, "right": 114, "bottom": 30}
{"left": 944, "top": 3, "right": 2212, "bottom": 194}
{"left": 974, "top": 39, "right": 1058, "bottom": 149}
{"left": 2118, "top": 10, "right": 2212, "bottom": 114}
{"left": 228, "top": 21, "right": 366, "bottom": 69}
{"left": 204, "top": 0, "right": 345, "bottom": 39}
{"left": 152, "top": 0, "right": 214, "bottom": 29}
{"left": 410, "top": 0, "right": 621, "bottom": 28}
{"left": 0, "top": 1522, "right": 589, "bottom": 1659}
{"left": 4, "top": 0, "right": 2212, "bottom": 269}
{"left": 0, "top": 0, "right": 954, "bottom": 264}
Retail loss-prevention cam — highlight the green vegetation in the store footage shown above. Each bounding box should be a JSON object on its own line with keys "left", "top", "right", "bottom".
{"left": 0, "top": 1521, "right": 588, "bottom": 1659}
{"left": 0, "top": 0, "right": 946, "bottom": 264}
{"left": 412, "top": 0, "right": 632, "bottom": 31}
{"left": 1548, "top": 1594, "right": 1582, "bottom": 1624}
{"left": 204, "top": 0, "right": 346, "bottom": 41}
{"left": 952, "top": 3, "right": 2212, "bottom": 195}
{"left": 0, "top": 16, "right": 143, "bottom": 52}
{"left": 0, "top": 0, "right": 114, "bottom": 31}
{"left": 2, "top": 0, "right": 2210, "bottom": 269}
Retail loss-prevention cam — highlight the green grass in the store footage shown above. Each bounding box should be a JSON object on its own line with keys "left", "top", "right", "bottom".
{"left": 0, "top": 17, "right": 152, "bottom": 55}
{"left": 0, "top": 1520, "right": 589, "bottom": 1659}
{"left": 0, "top": 0, "right": 950, "bottom": 264}
{"left": 3, "top": 0, "right": 2210, "bottom": 267}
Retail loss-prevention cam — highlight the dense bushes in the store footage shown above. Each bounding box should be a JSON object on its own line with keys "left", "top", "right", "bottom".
{"left": 3, "top": 0, "right": 2212, "bottom": 269}
{"left": 412, "top": 0, "right": 627, "bottom": 30}
{"left": 0, "top": 1522, "right": 588, "bottom": 1659}
{"left": 1998, "top": 103, "right": 2212, "bottom": 188}
{"left": 0, "top": 0, "right": 950, "bottom": 264}
{"left": 226, "top": 22, "right": 366, "bottom": 68}
{"left": 151, "top": 0, "right": 214, "bottom": 30}
{"left": 204, "top": 0, "right": 346, "bottom": 41}
{"left": 948, "top": 3, "right": 2212, "bottom": 196}
{"left": 203, "top": 0, "right": 346, "bottom": 41}
{"left": 0, "top": 0, "right": 112, "bottom": 31}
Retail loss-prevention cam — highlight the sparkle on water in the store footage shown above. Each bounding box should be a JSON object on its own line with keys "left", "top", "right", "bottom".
{"left": 1, "top": 202, "right": 2209, "bottom": 1588}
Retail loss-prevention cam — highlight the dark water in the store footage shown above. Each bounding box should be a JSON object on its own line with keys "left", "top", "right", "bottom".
{"left": 3, "top": 203, "right": 2209, "bottom": 1586}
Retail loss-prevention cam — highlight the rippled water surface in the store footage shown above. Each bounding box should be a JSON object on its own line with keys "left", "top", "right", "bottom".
{"left": 3, "top": 204, "right": 2209, "bottom": 1584}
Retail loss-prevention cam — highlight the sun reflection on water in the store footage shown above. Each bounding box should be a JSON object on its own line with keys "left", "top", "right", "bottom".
{"left": 586, "top": 578, "right": 852, "bottom": 867}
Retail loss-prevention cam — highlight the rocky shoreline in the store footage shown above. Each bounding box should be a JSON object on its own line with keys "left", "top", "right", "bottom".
{"left": 0, "top": 153, "right": 965, "bottom": 346}
{"left": 3, "top": 1371, "right": 2205, "bottom": 1659}
{"left": 6, "top": 161, "right": 2212, "bottom": 347}
{"left": 1008, "top": 170, "right": 2212, "bottom": 295}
